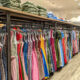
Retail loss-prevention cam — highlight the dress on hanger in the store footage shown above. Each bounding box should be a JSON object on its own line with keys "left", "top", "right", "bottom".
{"left": 40, "top": 35, "right": 49, "bottom": 77}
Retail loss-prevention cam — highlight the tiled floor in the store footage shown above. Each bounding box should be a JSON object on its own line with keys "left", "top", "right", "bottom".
{"left": 50, "top": 53, "right": 80, "bottom": 80}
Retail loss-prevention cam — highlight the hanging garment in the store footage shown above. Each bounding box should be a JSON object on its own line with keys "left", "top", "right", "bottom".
{"left": 0, "top": 45, "right": 6, "bottom": 80}
{"left": 54, "top": 31, "right": 61, "bottom": 68}
{"left": 1, "top": 34, "right": 8, "bottom": 80}
{"left": 28, "top": 41, "right": 32, "bottom": 80}
{"left": 74, "top": 39, "right": 78, "bottom": 53}
{"left": 0, "top": 70, "right": 1, "bottom": 80}
{"left": 61, "top": 31, "right": 67, "bottom": 64}
{"left": 40, "top": 35, "right": 49, "bottom": 77}
{"left": 11, "top": 30, "right": 19, "bottom": 80}
{"left": 2, "top": 43, "right": 7, "bottom": 80}
{"left": 23, "top": 41, "right": 28, "bottom": 75}
{"left": 72, "top": 30, "right": 76, "bottom": 55}
{"left": 17, "top": 32, "right": 25, "bottom": 80}
{"left": 44, "top": 35, "right": 52, "bottom": 74}
{"left": 48, "top": 38, "right": 55, "bottom": 72}
{"left": 55, "top": 39, "right": 60, "bottom": 68}
{"left": 17, "top": 31, "right": 28, "bottom": 80}
{"left": 58, "top": 40, "right": 64, "bottom": 67}
{"left": 64, "top": 32, "right": 69, "bottom": 61}
{"left": 67, "top": 41, "right": 71, "bottom": 60}
{"left": 69, "top": 33, "right": 73, "bottom": 57}
{"left": 11, "top": 57, "right": 18, "bottom": 80}
{"left": 17, "top": 42, "right": 24, "bottom": 80}
{"left": 46, "top": 38, "right": 54, "bottom": 74}
{"left": 50, "top": 30, "right": 57, "bottom": 71}
{"left": 67, "top": 33, "right": 71, "bottom": 60}
{"left": 72, "top": 40, "right": 75, "bottom": 55}
{"left": 35, "top": 39, "right": 45, "bottom": 80}
{"left": 76, "top": 32, "right": 79, "bottom": 52}
{"left": 50, "top": 37, "right": 57, "bottom": 71}
{"left": 21, "top": 42, "right": 28, "bottom": 80}
{"left": 32, "top": 41, "right": 39, "bottom": 80}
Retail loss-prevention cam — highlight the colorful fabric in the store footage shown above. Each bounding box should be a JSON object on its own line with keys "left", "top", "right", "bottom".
{"left": 40, "top": 35, "right": 49, "bottom": 77}
{"left": 61, "top": 32, "right": 67, "bottom": 64}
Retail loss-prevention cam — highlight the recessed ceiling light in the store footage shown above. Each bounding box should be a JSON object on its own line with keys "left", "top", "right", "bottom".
{"left": 74, "top": 0, "right": 78, "bottom": 1}
{"left": 78, "top": 3, "right": 80, "bottom": 6}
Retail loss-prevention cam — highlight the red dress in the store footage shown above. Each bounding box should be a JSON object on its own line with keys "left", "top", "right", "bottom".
{"left": 16, "top": 32, "right": 23, "bottom": 80}
{"left": 62, "top": 37, "right": 67, "bottom": 64}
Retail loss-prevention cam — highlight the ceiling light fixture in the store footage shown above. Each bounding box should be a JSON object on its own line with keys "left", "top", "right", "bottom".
{"left": 78, "top": 3, "right": 80, "bottom": 6}
{"left": 74, "top": 0, "right": 78, "bottom": 1}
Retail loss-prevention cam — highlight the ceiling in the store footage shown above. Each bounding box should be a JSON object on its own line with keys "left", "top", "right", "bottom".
{"left": 21, "top": 0, "right": 80, "bottom": 20}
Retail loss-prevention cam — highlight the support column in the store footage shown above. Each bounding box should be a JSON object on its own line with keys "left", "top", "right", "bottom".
{"left": 6, "top": 12, "right": 11, "bottom": 80}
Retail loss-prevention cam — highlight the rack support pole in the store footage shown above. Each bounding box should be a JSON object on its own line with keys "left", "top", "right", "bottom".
{"left": 6, "top": 12, "right": 11, "bottom": 80}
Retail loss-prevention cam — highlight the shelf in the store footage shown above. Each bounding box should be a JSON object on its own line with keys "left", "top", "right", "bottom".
{"left": 0, "top": 6, "right": 80, "bottom": 27}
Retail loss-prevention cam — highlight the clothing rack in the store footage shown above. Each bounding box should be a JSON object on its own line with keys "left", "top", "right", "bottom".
{"left": 0, "top": 6, "right": 80, "bottom": 80}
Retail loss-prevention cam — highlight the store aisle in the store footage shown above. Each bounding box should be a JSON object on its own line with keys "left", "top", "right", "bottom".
{"left": 50, "top": 53, "right": 80, "bottom": 80}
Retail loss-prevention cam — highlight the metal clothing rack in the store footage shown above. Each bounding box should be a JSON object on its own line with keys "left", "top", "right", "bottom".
{"left": 0, "top": 6, "right": 80, "bottom": 80}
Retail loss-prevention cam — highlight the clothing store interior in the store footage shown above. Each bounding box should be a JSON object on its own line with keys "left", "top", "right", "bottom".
{"left": 0, "top": 0, "right": 80, "bottom": 80}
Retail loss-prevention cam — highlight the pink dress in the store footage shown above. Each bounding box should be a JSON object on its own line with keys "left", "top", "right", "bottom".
{"left": 32, "top": 41, "right": 39, "bottom": 80}
{"left": 50, "top": 30, "right": 57, "bottom": 71}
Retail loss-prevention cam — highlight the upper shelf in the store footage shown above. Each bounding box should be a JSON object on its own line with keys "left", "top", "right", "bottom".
{"left": 0, "top": 6, "right": 80, "bottom": 27}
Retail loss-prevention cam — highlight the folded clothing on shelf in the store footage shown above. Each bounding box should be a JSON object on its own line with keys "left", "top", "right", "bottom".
{"left": 37, "top": 5, "right": 47, "bottom": 17}
{"left": 0, "top": 0, "right": 21, "bottom": 10}
{"left": 47, "top": 12, "right": 55, "bottom": 19}
{"left": 47, "top": 12, "right": 64, "bottom": 21}
{"left": 21, "top": 1, "right": 38, "bottom": 15}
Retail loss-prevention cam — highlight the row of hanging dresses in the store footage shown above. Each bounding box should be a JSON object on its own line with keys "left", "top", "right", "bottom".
{"left": 54, "top": 30, "right": 79, "bottom": 68}
{"left": 11, "top": 28, "right": 57, "bottom": 80}
{"left": 11, "top": 29, "right": 28, "bottom": 80}
{"left": 0, "top": 34, "right": 7, "bottom": 80}
{"left": 11, "top": 28, "right": 79, "bottom": 80}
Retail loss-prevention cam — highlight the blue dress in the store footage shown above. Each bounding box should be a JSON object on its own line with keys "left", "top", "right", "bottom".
{"left": 23, "top": 41, "right": 28, "bottom": 75}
